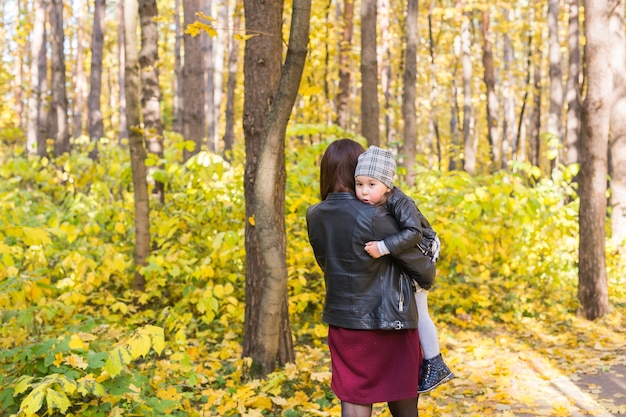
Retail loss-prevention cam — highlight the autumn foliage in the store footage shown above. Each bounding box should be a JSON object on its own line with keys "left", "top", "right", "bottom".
{"left": 1, "top": 131, "right": 625, "bottom": 416}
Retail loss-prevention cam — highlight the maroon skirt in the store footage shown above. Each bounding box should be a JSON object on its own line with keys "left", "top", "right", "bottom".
{"left": 327, "top": 325, "right": 422, "bottom": 404}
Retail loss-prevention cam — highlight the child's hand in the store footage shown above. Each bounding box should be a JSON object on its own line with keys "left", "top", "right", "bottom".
{"left": 365, "top": 241, "right": 383, "bottom": 258}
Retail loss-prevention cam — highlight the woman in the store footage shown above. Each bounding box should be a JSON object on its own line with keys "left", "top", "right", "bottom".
{"left": 306, "top": 139, "right": 436, "bottom": 417}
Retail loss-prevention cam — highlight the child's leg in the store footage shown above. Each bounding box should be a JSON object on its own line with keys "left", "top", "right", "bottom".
{"left": 414, "top": 288, "right": 440, "bottom": 360}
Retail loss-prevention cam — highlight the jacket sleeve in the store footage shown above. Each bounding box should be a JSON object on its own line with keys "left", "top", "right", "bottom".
{"left": 382, "top": 188, "right": 425, "bottom": 255}
{"left": 373, "top": 205, "right": 436, "bottom": 290}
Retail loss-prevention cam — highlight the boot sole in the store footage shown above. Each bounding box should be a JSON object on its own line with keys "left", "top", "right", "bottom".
{"left": 418, "top": 371, "right": 455, "bottom": 394}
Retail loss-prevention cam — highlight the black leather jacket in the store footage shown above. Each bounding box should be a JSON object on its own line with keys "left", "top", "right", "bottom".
{"left": 306, "top": 192, "right": 436, "bottom": 330}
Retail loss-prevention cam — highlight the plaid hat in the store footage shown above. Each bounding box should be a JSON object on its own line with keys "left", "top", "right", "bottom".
{"left": 355, "top": 146, "right": 396, "bottom": 189}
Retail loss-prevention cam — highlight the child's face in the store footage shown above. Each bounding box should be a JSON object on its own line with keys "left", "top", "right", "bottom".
{"left": 355, "top": 175, "right": 391, "bottom": 205}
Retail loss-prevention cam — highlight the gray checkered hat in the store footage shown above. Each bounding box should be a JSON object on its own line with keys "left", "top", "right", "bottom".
{"left": 354, "top": 146, "right": 396, "bottom": 189}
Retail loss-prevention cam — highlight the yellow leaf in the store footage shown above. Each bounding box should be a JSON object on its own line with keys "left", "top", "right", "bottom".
{"left": 157, "top": 386, "right": 179, "bottom": 400}
{"left": 0, "top": 241, "right": 10, "bottom": 254}
{"left": 22, "top": 227, "right": 52, "bottom": 246}
{"left": 13, "top": 375, "right": 34, "bottom": 396}
{"left": 46, "top": 387, "right": 71, "bottom": 413}
{"left": 213, "top": 284, "right": 224, "bottom": 298}
{"left": 248, "top": 215, "right": 255, "bottom": 226}
{"left": 128, "top": 331, "right": 151, "bottom": 359}
{"left": 69, "top": 334, "right": 88, "bottom": 351}
{"left": 245, "top": 395, "right": 273, "bottom": 410}
{"left": 114, "top": 222, "right": 125, "bottom": 234}
{"left": 65, "top": 354, "right": 89, "bottom": 370}
{"left": 20, "top": 384, "right": 45, "bottom": 415}
{"left": 105, "top": 347, "right": 132, "bottom": 377}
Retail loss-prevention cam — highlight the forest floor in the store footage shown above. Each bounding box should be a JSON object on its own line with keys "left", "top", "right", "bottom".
{"left": 368, "top": 308, "right": 626, "bottom": 417}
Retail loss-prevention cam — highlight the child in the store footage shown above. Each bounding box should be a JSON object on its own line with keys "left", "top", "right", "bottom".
{"left": 355, "top": 145, "right": 454, "bottom": 394}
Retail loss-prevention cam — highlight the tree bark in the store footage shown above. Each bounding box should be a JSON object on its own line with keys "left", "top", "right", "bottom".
{"left": 222, "top": 2, "right": 241, "bottom": 161}
{"left": 242, "top": 0, "right": 293, "bottom": 375}
{"left": 182, "top": 0, "right": 205, "bottom": 161}
{"left": 502, "top": 7, "right": 515, "bottom": 169}
{"left": 529, "top": 36, "right": 542, "bottom": 168}
{"left": 251, "top": 0, "right": 310, "bottom": 377}
{"left": 139, "top": 0, "right": 165, "bottom": 204}
{"left": 609, "top": 0, "right": 626, "bottom": 247}
{"left": 50, "top": 0, "right": 69, "bottom": 156}
{"left": 427, "top": 3, "right": 441, "bottom": 169}
{"left": 88, "top": 0, "right": 106, "bottom": 158}
{"left": 578, "top": 0, "right": 610, "bottom": 320}
{"left": 565, "top": 0, "right": 581, "bottom": 166}
{"left": 27, "top": 0, "right": 48, "bottom": 156}
{"left": 401, "top": 0, "right": 418, "bottom": 185}
{"left": 172, "top": 0, "right": 183, "bottom": 134}
{"left": 118, "top": 0, "right": 128, "bottom": 141}
{"left": 360, "top": 0, "right": 379, "bottom": 147}
{"left": 461, "top": 13, "right": 474, "bottom": 174}
{"left": 335, "top": 0, "right": 354, "bottom": 129}
{"left": 547, "top": 0, "right": 564, "bottom": 169}
{"left": 481, "top": 8, "right": 500, "bottom": 171}
{"left": 125, "top": 0, "right": 150, "bottom": 292}
{"left": 74, "top": 11, "right": 86, "bottom": 139}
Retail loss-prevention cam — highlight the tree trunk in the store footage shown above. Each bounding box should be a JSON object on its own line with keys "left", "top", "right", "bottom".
{"left": 125, "top": 0, "right": 150, "bottom": 292}
{"left": 251, "top": 0, "right": 309, "bottom": 377}
{"left": 222, "top": 1, "right": 241, "bottom": 161}
{"left": 609, "top": 0, "right": 626, "bottom": 247}
{"left": 242, "top": 0, "right": 293, "bottom": 375}
{"left": 547, "top": 0, "right": 563, "bottom": 169}
{"left": 182, "top": 0, "right": 205, "bottom": 161}
{"left": 173, "top": 0, "right": 183, "bottom": 134}
{"left": 461, "top": 13, "right": 474, "bottom": 174}
{"left": 427, "top": 3, "right": 440, "bottom": 169}
{"left": 74, "top": 11, "right": 86, "bottom": 139}
{"left": 565, "top": 0, "right": 581, "bottom": 166}
{"left": 139, "top": 0, "right": 165, "bottom": 204}
{"left": 203, "top": 0, "right": 215, "bottom": 152}
{"left": 379, "top": 0, "right": 393, "bottom": 145}
{"left": 401, "top": 0, "right": 418, "bottom": 185}
{"left": 335, "top": 0, "right": 354, "bottom": 129}
{"left": 529, "top": 39, "right": 542, "bottom": 168}
{"left": 360, "top": 0, "right": 379, "bottom": 147}
{"left": 502, "top": 7, "right": 515, "bottom": 169}
{"left": 118, "top": 0, "right": 128, "bottom": 141}
{"left": 88, "top": 0, "right": 106, "bottom": 159}
{"left": 481, "top": 8, "right": 500, "bottom": 171}
{"left": 27, "top": 0, "right": 47, "bottom": 156}
{"left": 50, "top": 0, "right": 69, "bottom": 156}
{"left": 578, "top": 0, "right": 610, "bottom": 320}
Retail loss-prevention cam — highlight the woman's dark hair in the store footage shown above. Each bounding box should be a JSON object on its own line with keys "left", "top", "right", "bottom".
{"left": 319, "top": 139, "right": 365, "bottom": 200}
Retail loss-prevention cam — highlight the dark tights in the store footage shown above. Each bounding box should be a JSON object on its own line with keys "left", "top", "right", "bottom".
{"left": 341, "top": 397, "right": 418, "bottom": 417}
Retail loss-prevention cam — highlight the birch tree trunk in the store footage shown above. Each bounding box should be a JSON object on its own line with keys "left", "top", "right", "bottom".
{"left": 125, "top": 0, "right": 150, "bottom": 292}
{"left": 401, "top": 0, "right": 418, "bottom": 185}
{"left": 578, "top": 0, "right": 610, "bottom": 320}
{"left": 360, "top": 0, "right": 379, "bottom": 147}
{"left": 88, "top": 0, "right": 106, "bottom": 158}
